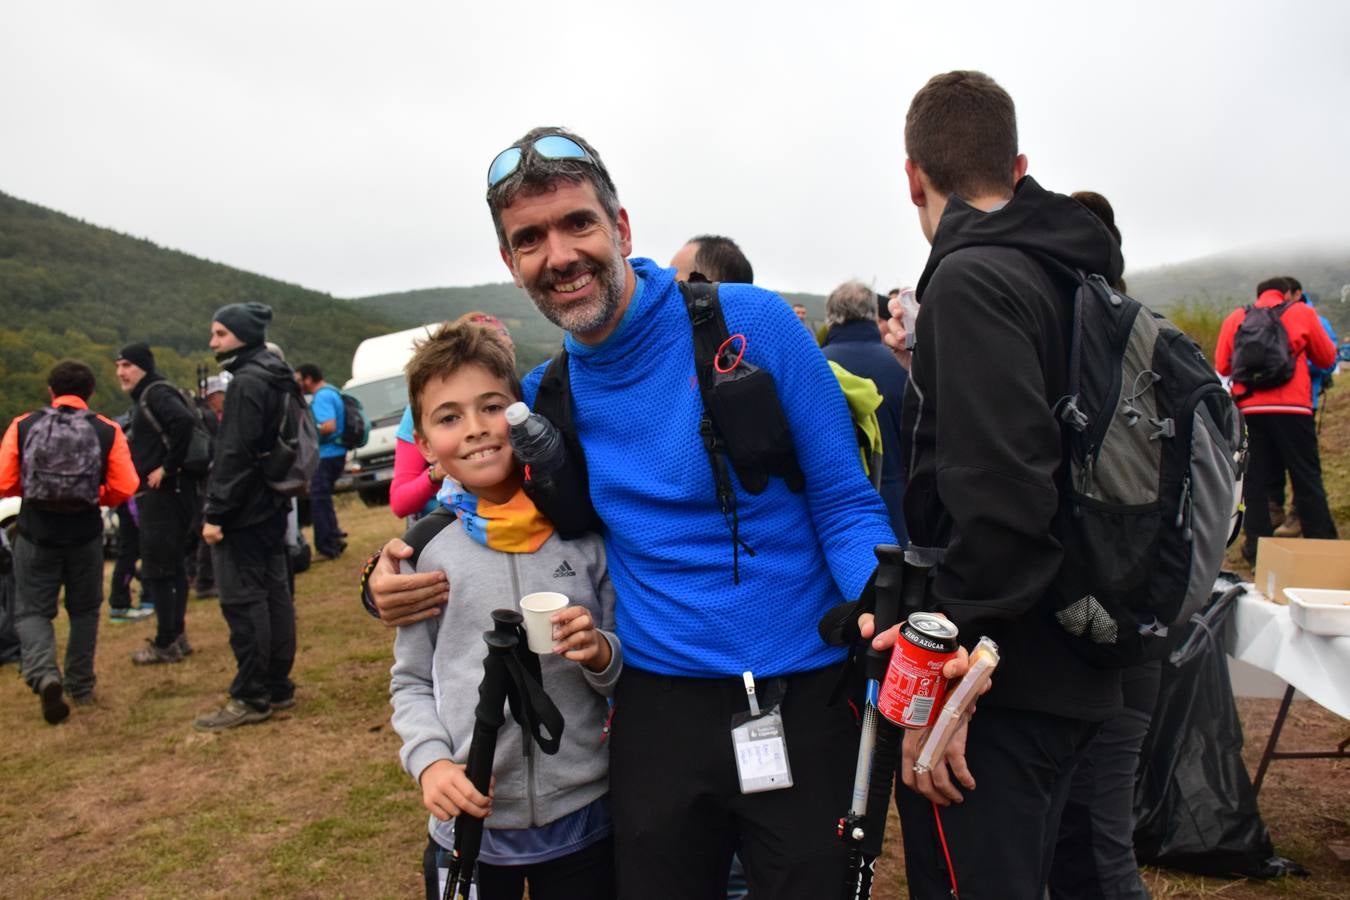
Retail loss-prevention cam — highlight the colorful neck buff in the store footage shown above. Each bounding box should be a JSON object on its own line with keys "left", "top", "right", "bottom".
{"left": 438, "top": 480, "right": 554, "bottom": 553}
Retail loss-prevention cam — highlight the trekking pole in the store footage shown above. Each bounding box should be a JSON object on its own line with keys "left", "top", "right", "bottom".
{"left": 839, "top": 544, "right": 907, "bottom": 900}
{"left": 443, "top": 626, "right": 514, "bottom": 900}
{"left": 443, "top": 610, "right": 564, "bottom": 900}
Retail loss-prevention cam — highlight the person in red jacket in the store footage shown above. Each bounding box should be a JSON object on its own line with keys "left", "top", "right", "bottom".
{"left": 1215, "top": 276, "right": 1340, "bottom": 559}
{"left": 0, "top": 360, "right": 139, "bottom": 722}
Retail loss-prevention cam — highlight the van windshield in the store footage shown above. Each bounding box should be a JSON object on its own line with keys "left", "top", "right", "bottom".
{"left": 346, "top": 374, "right": 408, "bottom": 427}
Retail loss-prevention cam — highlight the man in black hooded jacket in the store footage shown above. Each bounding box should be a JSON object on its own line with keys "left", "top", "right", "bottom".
{"left": 196, "top": 302, "right": 300, "bottom": 731}
{"left": 869, "top": 71, "right": 1125, "bottom": 898}
{"left": 116, "top": 342, "right": 198, "bottom": 664}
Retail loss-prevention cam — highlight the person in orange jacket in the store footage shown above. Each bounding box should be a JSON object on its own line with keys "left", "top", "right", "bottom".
{"left": 0, "top": 360, "right": 139, "bottom": 723}
{"left": 1215, "top": 276, "right": 1339, "bottom": 560}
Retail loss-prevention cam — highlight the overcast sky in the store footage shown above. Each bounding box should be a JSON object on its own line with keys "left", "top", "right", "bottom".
{"left": 4, "top": 1, "right": 1349, "bottom": 300}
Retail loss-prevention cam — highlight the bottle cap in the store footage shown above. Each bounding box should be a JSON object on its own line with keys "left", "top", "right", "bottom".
{"left": 505, "top": 401, "right": 531, "bottom": 426}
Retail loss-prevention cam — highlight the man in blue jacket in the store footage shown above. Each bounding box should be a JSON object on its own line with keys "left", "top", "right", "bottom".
{"left": 368, "top": 127, "right": 896, "bottom": 898}
{"left": 821, "top": 279, "right": 909, "bottom": 545}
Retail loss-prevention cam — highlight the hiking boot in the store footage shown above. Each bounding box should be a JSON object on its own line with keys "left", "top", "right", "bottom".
{"left": 174, "top": 634, "right": 194, "bottom": 657}
{"left": 71, "top": 692, "right": 96, "bottom": 707}
{"left": 1268, "top": 501, "right": 1286, "bottom": 530}
{"left": 39, "top": 678, "right": 69, "bottom": 725}
{"left": 271, "top": 695, "right": 296, "bottom": 711}
{"left": 194, "top": 699, "right": 271, "bottom": 732}
{"left": 1274, "top": 511, "right": 1302, "bottom": 538}
{"left": 131, "top": 639, "right": 184, "bottom": 665}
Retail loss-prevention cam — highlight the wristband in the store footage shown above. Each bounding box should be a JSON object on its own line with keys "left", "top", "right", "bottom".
{"left": 359, "top": 547, "right": 383, "bottom": 618}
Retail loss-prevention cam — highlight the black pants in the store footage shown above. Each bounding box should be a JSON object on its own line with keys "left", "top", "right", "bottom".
{"left": 310, "top": 455, "right": 346, "bottom": 557}
{"left": 1049, "top": 662, "right": 1160, "bottom": 900}
{"left": 212, "top": 511, "right": 295, "bottom": 708}
{"left": 1242, "top": 413, "right": 1338, "bottom": 549}
{"left": 609, "top": 664, "right": 857, "bottom": 900}
{"left": 109, "top": 503, "right": 140, "bottom": 609}
{"left": 896, "top": 705, "right": 1098, "bottom": 900}
{"left": 423, "top": 835, "right": 615, "bottom": 900}
{"left": 138, "top": 480, "right": 197, "bottom": 648}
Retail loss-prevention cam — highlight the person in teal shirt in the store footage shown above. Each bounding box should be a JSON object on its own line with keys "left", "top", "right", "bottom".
{"left": 297, "top": 364, "right": 347, "bottom": 559}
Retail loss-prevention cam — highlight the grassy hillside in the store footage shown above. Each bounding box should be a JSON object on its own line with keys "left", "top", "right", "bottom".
{"left": 0, "top": 191, "right": 399, "bottom": 425}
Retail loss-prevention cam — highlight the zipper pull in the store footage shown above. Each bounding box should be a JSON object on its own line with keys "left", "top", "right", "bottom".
{"left": 600, "top": 703, "right": 616, "bottom": 746}
{"left": 1175, "top": 475, "right": 1190, "bottom": 529}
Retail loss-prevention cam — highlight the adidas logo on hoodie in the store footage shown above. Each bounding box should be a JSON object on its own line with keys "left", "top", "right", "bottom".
{"left": 552, "top": 561, "right": 576, "bottom": 578}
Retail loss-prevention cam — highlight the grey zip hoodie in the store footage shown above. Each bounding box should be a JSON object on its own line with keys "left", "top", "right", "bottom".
{"left": 390, "top": 521, "right": 620, "bottom": 833}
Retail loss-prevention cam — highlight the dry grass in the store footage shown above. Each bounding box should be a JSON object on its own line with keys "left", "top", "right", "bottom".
{"left": 2, "top": 440, "right": 1348, "bottom": 898}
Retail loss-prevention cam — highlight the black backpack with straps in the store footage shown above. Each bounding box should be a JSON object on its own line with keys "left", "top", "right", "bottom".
{"left": 1229, "top": 301, "right": 1296, "bottom": 392}
{"left": 529, "top": 281, "right": 804, "bottom": 582}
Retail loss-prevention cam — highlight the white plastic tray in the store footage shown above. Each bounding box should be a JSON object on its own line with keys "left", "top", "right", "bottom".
{"left": 1282, "top": 587, "right": 1350, "bottom": 636}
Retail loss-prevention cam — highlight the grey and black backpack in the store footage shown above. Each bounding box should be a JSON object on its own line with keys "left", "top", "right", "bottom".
{"left": 1044, "top": 264, "right": 1246, "bottom": 667}
{"left": 17, "top": 407, "right": 111, "bottom": 511}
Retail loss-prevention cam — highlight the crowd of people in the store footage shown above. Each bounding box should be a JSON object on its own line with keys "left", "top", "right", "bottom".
{"left": 1, "top": 303, "right": 346, "bottom": 730}
{"left": 1, "top": 68, "right": 1343, "bottom": 899}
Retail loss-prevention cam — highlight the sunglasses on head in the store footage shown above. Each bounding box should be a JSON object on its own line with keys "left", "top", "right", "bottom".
{"left": 487, "top": 135, "right": 595, "bottom": 188}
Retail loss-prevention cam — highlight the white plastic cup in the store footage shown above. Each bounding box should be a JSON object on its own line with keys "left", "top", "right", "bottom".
{"left": 519, "top": 592, "right": 569, "bottom": 654}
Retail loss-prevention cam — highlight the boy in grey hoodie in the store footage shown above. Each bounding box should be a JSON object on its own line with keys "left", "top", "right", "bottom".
{"left": 390, "top": 322, "right": 620, "bottom": 900}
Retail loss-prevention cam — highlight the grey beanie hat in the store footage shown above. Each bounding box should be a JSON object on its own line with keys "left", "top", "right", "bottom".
{"left": 212, "top": 302, "right": 273, "bottom": 347}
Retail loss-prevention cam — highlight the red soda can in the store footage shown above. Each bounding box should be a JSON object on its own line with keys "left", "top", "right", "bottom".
{"left": 877, "top": 612, "right": 959, "bottom": 729}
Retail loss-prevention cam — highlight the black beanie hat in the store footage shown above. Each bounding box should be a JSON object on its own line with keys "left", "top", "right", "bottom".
{"left": 212, "top": 302, "right": 273, "bottom": 347}
{"left": 116, "top": 342, "right": 155, "bottom": 373}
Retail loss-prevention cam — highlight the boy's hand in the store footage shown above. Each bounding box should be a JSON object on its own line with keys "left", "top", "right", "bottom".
{"left": 370, "top": 539, "right": 449, "bottom": 627}
{"left": 419, "top": 759, "right": 493, "bottom": 822}
{"left": 551, "top": 606, "right": 612, "bottom": 673}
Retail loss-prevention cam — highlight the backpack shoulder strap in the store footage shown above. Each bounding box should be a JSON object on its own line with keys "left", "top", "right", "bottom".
{"left": 679, "top": 280, "right": 730, "bottom": 400}
{"left": 401, "top": 506, "right": 457, "bottom": 569}
{"left": 533, "top": 348, "right": 572, "bottom": 436}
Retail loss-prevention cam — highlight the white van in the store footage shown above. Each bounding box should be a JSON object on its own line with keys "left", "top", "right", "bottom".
{"left": 343, "top": 324, "right": 439, "bottom": 506}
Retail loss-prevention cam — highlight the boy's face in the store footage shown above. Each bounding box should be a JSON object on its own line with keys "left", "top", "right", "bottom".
{"left": 415, "top": 364, "right": 520, "bottom": 505}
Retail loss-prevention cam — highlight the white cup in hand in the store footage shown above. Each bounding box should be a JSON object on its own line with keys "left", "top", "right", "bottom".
{"left": 519, "top": 592, "right": 569, "bottom": 654}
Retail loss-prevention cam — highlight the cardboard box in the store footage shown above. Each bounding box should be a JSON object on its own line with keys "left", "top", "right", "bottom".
{"left": 1254, "top": 538, "right": 1350, "bottom": 603}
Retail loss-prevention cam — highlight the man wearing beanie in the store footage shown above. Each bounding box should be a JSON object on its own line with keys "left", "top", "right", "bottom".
{"left": 117, "top": 341, "right": 199, "bottom": 665}
{"left": 196, "top": 302, "right": 302, "bottom": 731}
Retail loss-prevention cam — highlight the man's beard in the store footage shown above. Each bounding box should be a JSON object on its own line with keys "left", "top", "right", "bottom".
{"left": 525, "top": 242, "right": 626, "bottom": 337}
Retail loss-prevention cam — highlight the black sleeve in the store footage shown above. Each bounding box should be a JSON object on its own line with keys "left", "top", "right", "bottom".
{"left": 146, "top": 385, "right": 197, "bottom": 476}
{"left": 204, "top": 376, "right": 272, "bottom": 524}
{"left": 924, "top": 258, "right": 1064, "bottom": 629}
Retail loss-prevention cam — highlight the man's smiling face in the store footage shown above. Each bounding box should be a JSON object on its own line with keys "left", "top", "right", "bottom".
{"left": 498, "top": 178, "right": 632, "bottom": 345}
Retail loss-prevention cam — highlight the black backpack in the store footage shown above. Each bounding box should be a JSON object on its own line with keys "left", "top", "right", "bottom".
{"left": 1229, "top": 302, "right": 1295, "bottom": 392}
{"left": 260, "top": 386, "right": 321, "bottom": 498}
{"left": 1044, "top": 264, "right": 1246, "bottom": 667}
{"left": 333, "top": 389, "right": 370, "bottom": 449}
{"left": 17, "top": 407, "right": 111, "bottom": 511}
{"left": 137, "top": 382, "right": 214, "bottom": 478}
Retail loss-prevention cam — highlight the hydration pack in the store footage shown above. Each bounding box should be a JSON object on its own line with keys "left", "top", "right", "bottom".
{"left": 1229, "top": 302, "right": 1295, "bottom": 392}
{"left": 530, "top": 281, "right": 804, "bottom": 582}
{"left": 1044, "top": 264, "right": 1246, "bottom": 667}
{"left": 17, "top": 407, "right": 111, "bottom": 511}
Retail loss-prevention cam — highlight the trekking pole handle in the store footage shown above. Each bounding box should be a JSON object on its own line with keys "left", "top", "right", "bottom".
{"left": 866, "top": 544, "right": 906, "bottom": 681}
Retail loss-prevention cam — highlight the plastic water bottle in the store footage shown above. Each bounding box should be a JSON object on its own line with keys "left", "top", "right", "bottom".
{"left": 505, "top": 402, "right": 566, "bottom": 484}
{"left": 898, "top": 288, "right": 920, "bottom": 350}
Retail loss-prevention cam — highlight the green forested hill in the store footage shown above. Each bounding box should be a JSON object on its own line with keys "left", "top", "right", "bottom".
{"left": 0, "top": 191, "right": 399, "bottom": 426}
{"left": 1128, "top": 247, "right": 1350, "bottom": 336}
